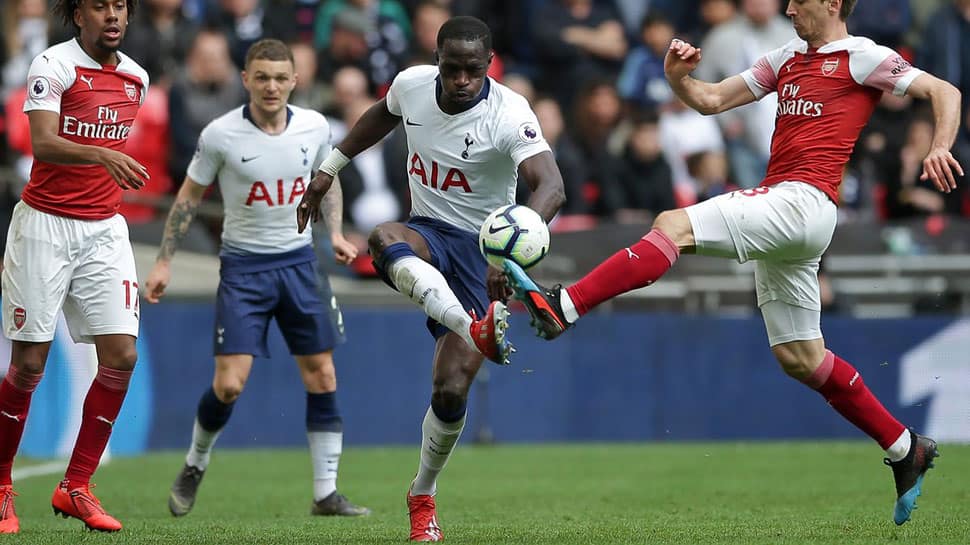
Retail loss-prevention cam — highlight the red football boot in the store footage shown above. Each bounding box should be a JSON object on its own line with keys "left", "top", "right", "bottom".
{"left": 51, "top": 480, "right": 122, "bottom": 532}
{"left": 468, "top": 301, "right": 514, "bottom": 365}
{"left": 0, "top": 485, "right": 18, "bottom": 534}
{"left": 407, "top": 489, "right": 443, "bottom": 542}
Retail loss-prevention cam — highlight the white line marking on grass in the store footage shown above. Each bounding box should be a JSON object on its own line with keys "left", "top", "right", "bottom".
{"left": 12, "top": 461, "right": 66, "bottom": 480}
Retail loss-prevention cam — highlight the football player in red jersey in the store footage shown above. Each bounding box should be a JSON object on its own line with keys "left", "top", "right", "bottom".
{"left": 0, "top": 0, "right": 149, "bottom": 534}
{"left": 504, "top": 0, "right": 961, "bottom": 527}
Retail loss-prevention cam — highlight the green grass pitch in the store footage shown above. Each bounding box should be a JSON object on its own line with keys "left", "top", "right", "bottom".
{"left": 8, "top": 442, "right": 969, "bottom": 544}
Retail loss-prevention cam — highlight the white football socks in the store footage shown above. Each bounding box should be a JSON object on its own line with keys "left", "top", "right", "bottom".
{"left": 389, "top": 256, "right": 474, "bottom": 346}
{"left": 559, "top": 287, "right": 580, "bottom": 323}
{"left": 410, "top": 407, "right": 466, "bottom": 496}
{"left": 308, "top": 430, "right": 342, "bottom": 501}
{"left": 885, "top": 429, "right": 912, "bottom": 462}
{"left": 185, "top": 418, "right": 223, "bottom": 470}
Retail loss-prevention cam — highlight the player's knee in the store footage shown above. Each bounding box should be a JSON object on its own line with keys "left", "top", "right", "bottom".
{"left": 771, "top": 345, "right": 814, "bottom": 381}
{"left": 101, "top": 344, "right": 138, "bottom": 371}
{"left": 652, "top": 210, "right": 689, "bottom": 244}
{"left": 430, "top": 383, "right": 468, "bottom": 417}
{"left": 213, "top": 379, "right": 245, "bottom": 403}
{"left": 368, "top": 223, "right": 398, "bottom": 256}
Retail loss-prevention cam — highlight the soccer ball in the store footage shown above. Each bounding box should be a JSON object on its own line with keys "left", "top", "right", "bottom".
{"left": 479, "top": 204, "right": 550, "bottom": 269}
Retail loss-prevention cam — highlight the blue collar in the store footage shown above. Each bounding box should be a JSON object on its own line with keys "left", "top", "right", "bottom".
{"left": 243, "top": 104, "right": 293, "bottom": 130}
{"left": 435, "top": 76, "right": 490, "bottom": 112}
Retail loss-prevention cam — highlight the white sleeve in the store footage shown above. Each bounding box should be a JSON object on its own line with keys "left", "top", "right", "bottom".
{"left": 497, "top": 103, "right": 551, "bottom": 167}
{"left": 850, "top": 44, "right": 924, "bottom": 97}
{"left": 385, "top": 73, "right": 404, "bottom": 116}
{"left": 23, "top": 54, "right": 75, "bottom": 114}
{"left": 185, "top": 125, "right": 223, "bottom": 186}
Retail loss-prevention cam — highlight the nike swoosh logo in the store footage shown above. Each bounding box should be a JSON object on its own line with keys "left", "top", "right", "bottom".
{"left": 241, "top": 156, "right": 260, "bottom": 163}
{"left": 96, "top": 416, "right": 115, "bottom": 427}
{"left": 1, "top": 411, "right": 20, "bottom": 422}
{"left": 405, "top": 118, "right": 422, "bottom": 126}
{"left": 488, "top": 224, "right": 512, "bottom": 234}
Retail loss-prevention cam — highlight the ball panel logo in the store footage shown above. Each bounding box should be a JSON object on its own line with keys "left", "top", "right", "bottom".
{"left": 29, "top": 77, "right": 50, "bottom": 99}
{"left": 518, "top": 122, "right": 540, "bottom": 144}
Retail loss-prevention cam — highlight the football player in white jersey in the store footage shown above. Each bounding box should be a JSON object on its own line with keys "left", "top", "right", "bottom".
{"left": 297, "top": 16, "right": 565, "bottom": 542}
{"left": 144, "top": 39, "right": 369, "bottom": 519}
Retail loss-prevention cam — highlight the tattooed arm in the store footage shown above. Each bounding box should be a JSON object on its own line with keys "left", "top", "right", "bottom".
{"left": 144, "top": 178, "right": 209, "bottom": 303}
{"left": 320, "top": 175, "right": 358, "bottom": 265}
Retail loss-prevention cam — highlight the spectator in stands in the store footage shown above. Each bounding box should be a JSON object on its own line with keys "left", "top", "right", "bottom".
{"left": 617, "top": 13, "right": 676, "bottom": 110}
{"left": 695, "top": 0, "right": 796, "bottom": 188}
{"left": 124, "top": 0, "right": 199, "bottom": 87}
{"left": 569, "top": 79, "right": 624, "bottom": 217}
{"left": 886, "top": 113, "right": 968, "bottom": 218}
{"left": 289, "top": 41, "right": 329, "bottom": 112}
{"left": 686, "top": 149, "right": 735, "bottom": 203}
{"left": 918, "top": 1, "right": 970, "bottom": 164}
{"left": 502, "top": 73, "right": 536, "bottom": 105}
{"left": 521, "top": 95, "right": 590, "bottom": 216}
{"left": 1, "top": 0, "right": 48, "bottom": 100}
{"left": 605, "top": 109, "right": 675, "bottom": 224}
{"left": 207, "top": 0, "right": 297, "bottom": 68}
{"left": 409, "top": 0, "right": 451, "bottom": 66}
{"left": 168, "top": 29, "right": 247, "bottom": 185}
{"left": 658, "top": 97, "right": 725, "bottom": 206}
{"left": 533, "top": 0, "right": 627, "bottom": 110}
{"left": 848, "top": 0, "right": 912, "bottom": 50}
{"left": 695, "top": 0, "right": 739, "bottom": 41}
{"left": 315, "top": 0, "right": 412, "bottom": 95}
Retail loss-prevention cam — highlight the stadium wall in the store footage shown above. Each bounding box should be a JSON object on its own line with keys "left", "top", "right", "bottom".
{"left": 7, "top": 304, "right": 969, "bottom": 457}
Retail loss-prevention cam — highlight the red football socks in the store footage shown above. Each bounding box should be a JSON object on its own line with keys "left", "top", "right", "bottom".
{"left": 566, "top": 229, "right": 680, "bottom": 316}
{"left": 65, "top": 366, "right": 132, "bottom": 488}
{"left": 0, "top": 365, "right": 44, "bottom": 485}
{"left": 805, "top": 351, "right": 906, "bottom": 449}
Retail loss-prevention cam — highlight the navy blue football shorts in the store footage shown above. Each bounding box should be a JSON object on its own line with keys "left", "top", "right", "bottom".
{"left": 215, "top": 245, "right": 345, "bottom": 357}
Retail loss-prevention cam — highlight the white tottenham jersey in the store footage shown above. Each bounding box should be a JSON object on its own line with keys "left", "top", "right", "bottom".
{"left": 385, "top": 65, "right": 551, "bottom": 233}
{"left": 187, "top": 105, "right": 330, "bottom": 254}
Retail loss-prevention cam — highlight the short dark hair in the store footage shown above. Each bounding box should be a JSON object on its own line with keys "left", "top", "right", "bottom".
{"left": 839, "top": 0, "right": 857, "bottom": 21}
{"left": 245, "top": 39, "right": 293, "bottom": 68}
{"left": 53, "top": 0, "right": 139, "bottom": 35}
{"left": 436, "top": 16, "right": 492, "bottom": 52}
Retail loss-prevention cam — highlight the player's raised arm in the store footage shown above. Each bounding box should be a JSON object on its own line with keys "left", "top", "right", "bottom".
{"left": 903, "top": 73, "right": 964, "bottom": 193}
{"left": 28, "top": 110, "right": 149, "bottom": 190}
{"left": 144, "top": 177, "right": 208, "bottom": 303}
{"left": 518, "top": 151, "right": 566, "bottom": 223}
{"left": 297, "top": 99, "right": 401, "bottom": 232}
{"left": 664, "top": 39, "right": 758, "bottom": 115}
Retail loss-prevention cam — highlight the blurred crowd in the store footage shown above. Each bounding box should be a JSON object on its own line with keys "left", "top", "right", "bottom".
{"left": 0, "top": 0, "right": 969, "bottom": 248}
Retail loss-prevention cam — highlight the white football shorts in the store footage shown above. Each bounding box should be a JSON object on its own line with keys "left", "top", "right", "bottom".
{"left": 685, "top": 181, "right": 838, "bottom": 346}
{"left": 2, "top": 201, "right": 140, "bottom": 344}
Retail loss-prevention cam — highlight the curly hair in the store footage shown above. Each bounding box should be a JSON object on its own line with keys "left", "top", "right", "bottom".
{"left": 52, "top": 0, "right": 139, "bottom": 34}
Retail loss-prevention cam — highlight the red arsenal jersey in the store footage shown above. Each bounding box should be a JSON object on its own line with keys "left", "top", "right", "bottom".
{"left": 22, "top": 38, "right": 150, "bottom": 220}
{"left": 740, "top": 36, "right": 923, "bottom": 203}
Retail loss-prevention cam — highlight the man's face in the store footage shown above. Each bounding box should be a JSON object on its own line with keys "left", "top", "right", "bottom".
{"left": 436, "top": 39, "right": 491, "bottom": 106}
{"left": 243, "top": 59, "right": 297, "bottom": 116}
{"left": 75, "top": 0, "right": 129, "bottom": 55}
{"left": 785, "top": 0, "right": 837, "bottom": 43}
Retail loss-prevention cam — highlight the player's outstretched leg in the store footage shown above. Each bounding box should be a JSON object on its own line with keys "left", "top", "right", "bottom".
{"left": 885, "top": 431, "right": 939, "bottom": 525}
{"left": 0, "top": 485, "right": 19, "bottom": 533}
{"left": 408, "top": 483, "right": 443, "bottom": 542}
{"left": 468, "top": 301, "right": 514, "bottom": 365}
{"left": 502, "top": 260, "right": 571, "bottom": 340}
{"left": 51, "top": 479, "right": 122, "bottom": 532}
{"left": 168, "top": 464, "right": 205, "bottom": 517}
